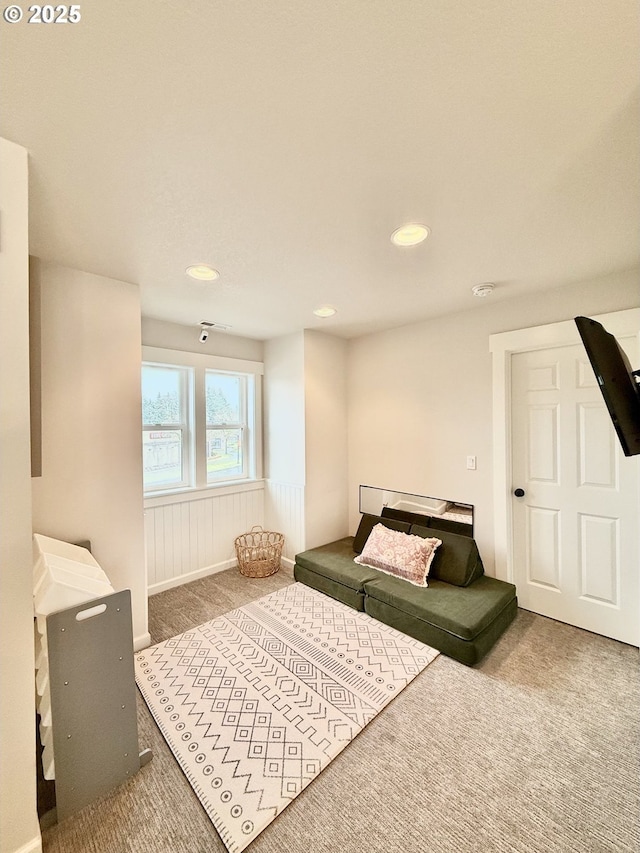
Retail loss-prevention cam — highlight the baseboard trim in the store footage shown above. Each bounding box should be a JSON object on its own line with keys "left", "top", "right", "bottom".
{"left": 148, "top": 556, "right": 294, "bottom": 599}
{"left": 134, "top": 632, "right": 152, "bottom": 651}
{"left": 12, "top": 836, "right": 42, "bottom": 853}
{"left": 148, "top": 559, "right": 237, "bottom": 597}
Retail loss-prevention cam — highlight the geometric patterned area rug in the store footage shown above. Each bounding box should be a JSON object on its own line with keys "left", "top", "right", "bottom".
{"left": 135, "top": 583, "right": 439, "bottom": 853}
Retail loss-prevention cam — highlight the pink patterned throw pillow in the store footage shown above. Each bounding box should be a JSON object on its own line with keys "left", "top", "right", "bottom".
{"left": 354, "top": 523, "right": 441, "bottom": 587}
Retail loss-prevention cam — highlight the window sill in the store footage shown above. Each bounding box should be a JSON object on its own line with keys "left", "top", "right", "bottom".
{"left": 143, "top": 479, "right": 265, "bottom": 508}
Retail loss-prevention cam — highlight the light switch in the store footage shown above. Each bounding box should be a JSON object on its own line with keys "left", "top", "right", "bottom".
{"left": 466, "top": 455, "right": 477, "bottom": 470}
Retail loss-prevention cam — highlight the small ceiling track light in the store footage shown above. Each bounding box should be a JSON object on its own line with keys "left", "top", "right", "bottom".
{"left": 472, "top": 282, "right": 495, "bottom": 298}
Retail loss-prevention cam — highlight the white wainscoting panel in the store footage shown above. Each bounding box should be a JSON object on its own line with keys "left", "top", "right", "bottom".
{"left": 264, "top": 481, "right": 305, "bottom": 563}
{"left": 145, "top": 483, "right": 265, "bottom": 594}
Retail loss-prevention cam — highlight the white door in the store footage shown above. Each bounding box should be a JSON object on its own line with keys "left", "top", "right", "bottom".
{"left": 510, "top": 339, "right": 639, "bottom": 646}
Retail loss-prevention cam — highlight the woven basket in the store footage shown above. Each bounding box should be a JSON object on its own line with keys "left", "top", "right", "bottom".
{"left": 234, "top": 526, "right": 284, "bottom": 578}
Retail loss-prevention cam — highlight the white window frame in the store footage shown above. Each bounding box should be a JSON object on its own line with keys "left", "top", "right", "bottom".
{"left": 205, "top": 370, "right": 250, "bottom": 484}
{"left": 142, "top": 346, "right": 263, "bottom": 498}
{"left": 141, "top": 363, "right": 193, "bottom": 492}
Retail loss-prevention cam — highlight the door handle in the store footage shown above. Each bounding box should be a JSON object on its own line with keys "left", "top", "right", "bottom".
{"left": 513, "top": 488, "right": 525, "bottom": 497}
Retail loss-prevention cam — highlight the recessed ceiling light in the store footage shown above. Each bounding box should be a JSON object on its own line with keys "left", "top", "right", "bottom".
{"left": 313, "top": 305, "right": 337, "bottom": 318}
{"left": 186, "top": 264, "right": 219, "bottom": 281}
{"left": 390, "top": 223, "right": 430, "bottom": 247}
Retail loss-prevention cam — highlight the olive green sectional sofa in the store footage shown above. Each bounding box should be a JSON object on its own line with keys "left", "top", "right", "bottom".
{"left": 293, "top": 513, "right": 517, "bottom": 666}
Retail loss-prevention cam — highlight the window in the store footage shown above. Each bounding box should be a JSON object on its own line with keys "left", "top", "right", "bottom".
{"left": 142, "top": 365, "right": 192, "bottom": 491}
{"left": 206, "top": 371, "right": 247, "bottom": 483}
{"left": 142, "top": 348, "right": 262, "bottom": 496}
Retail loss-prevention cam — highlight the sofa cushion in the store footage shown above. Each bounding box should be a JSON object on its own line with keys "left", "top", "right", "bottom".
{"left": 409, "top": 525, "right": 484, "bottom": 587}
{"left": 365, "top": 595, "right": 518, "bottom": 666}
{"left": 352, "top": 514, "right": 411, "bottom": 554}
{"left": 354, "top": 524, "right": 441, "bottom": 587}
{"left": 363, "top": 574, "right": 517, "bottom": 641}
{"left": 294, "top": 537, "right": 379, "bottom": 592}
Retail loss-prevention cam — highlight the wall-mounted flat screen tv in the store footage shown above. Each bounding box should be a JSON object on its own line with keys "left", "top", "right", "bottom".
{"left": 575, "top": 316, "right": 640, "bottom": 457}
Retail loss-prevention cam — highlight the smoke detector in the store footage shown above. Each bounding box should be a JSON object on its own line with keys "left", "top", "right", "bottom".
{"left": 472, "top": 282, "right": 495, "bottom": 298}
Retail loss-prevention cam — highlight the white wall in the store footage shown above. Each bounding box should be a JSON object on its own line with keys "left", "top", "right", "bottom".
{"left": 304, "top": 331, "right": 349, "bottom": 549}
{"left": 347, "top": 268, "right": 640, "bottom": 574}
{"left": 263, "top": 332, "right": 306, "bottom": 485}
{"left": 263, "top": 333, "right": 306, "bottom": 558}
{"left": 0, "top": 138, "right": 42, "bottom": 853}
{"left": 31, "top": 262, "right": 149, "bottom": 648}
{"left": 261, "top": 331, "right": 349, "bottom": 558}
{"left": 142, "top": 317, "right": 263, "bottom": 361}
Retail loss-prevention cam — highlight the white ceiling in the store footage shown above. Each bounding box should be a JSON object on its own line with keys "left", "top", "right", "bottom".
{"left": 1, "top": 0, "right": 638, "bottom": 340}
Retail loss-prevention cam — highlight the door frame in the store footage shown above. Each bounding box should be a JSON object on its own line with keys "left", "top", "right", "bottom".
{"left": 489, "top": 307, "right": 640, "bottom": 585}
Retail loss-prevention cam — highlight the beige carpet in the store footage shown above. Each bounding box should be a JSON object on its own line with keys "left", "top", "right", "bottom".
{"left": 135, "top": 583, "right": 439, "bottom": 852}
{"left": 42, "top": 565, "right": 640, "bottom": 853}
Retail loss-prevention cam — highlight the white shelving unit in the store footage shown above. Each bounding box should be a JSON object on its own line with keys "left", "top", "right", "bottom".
{"left": 33, "top": 534, "right": 151, "bottom": 821}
